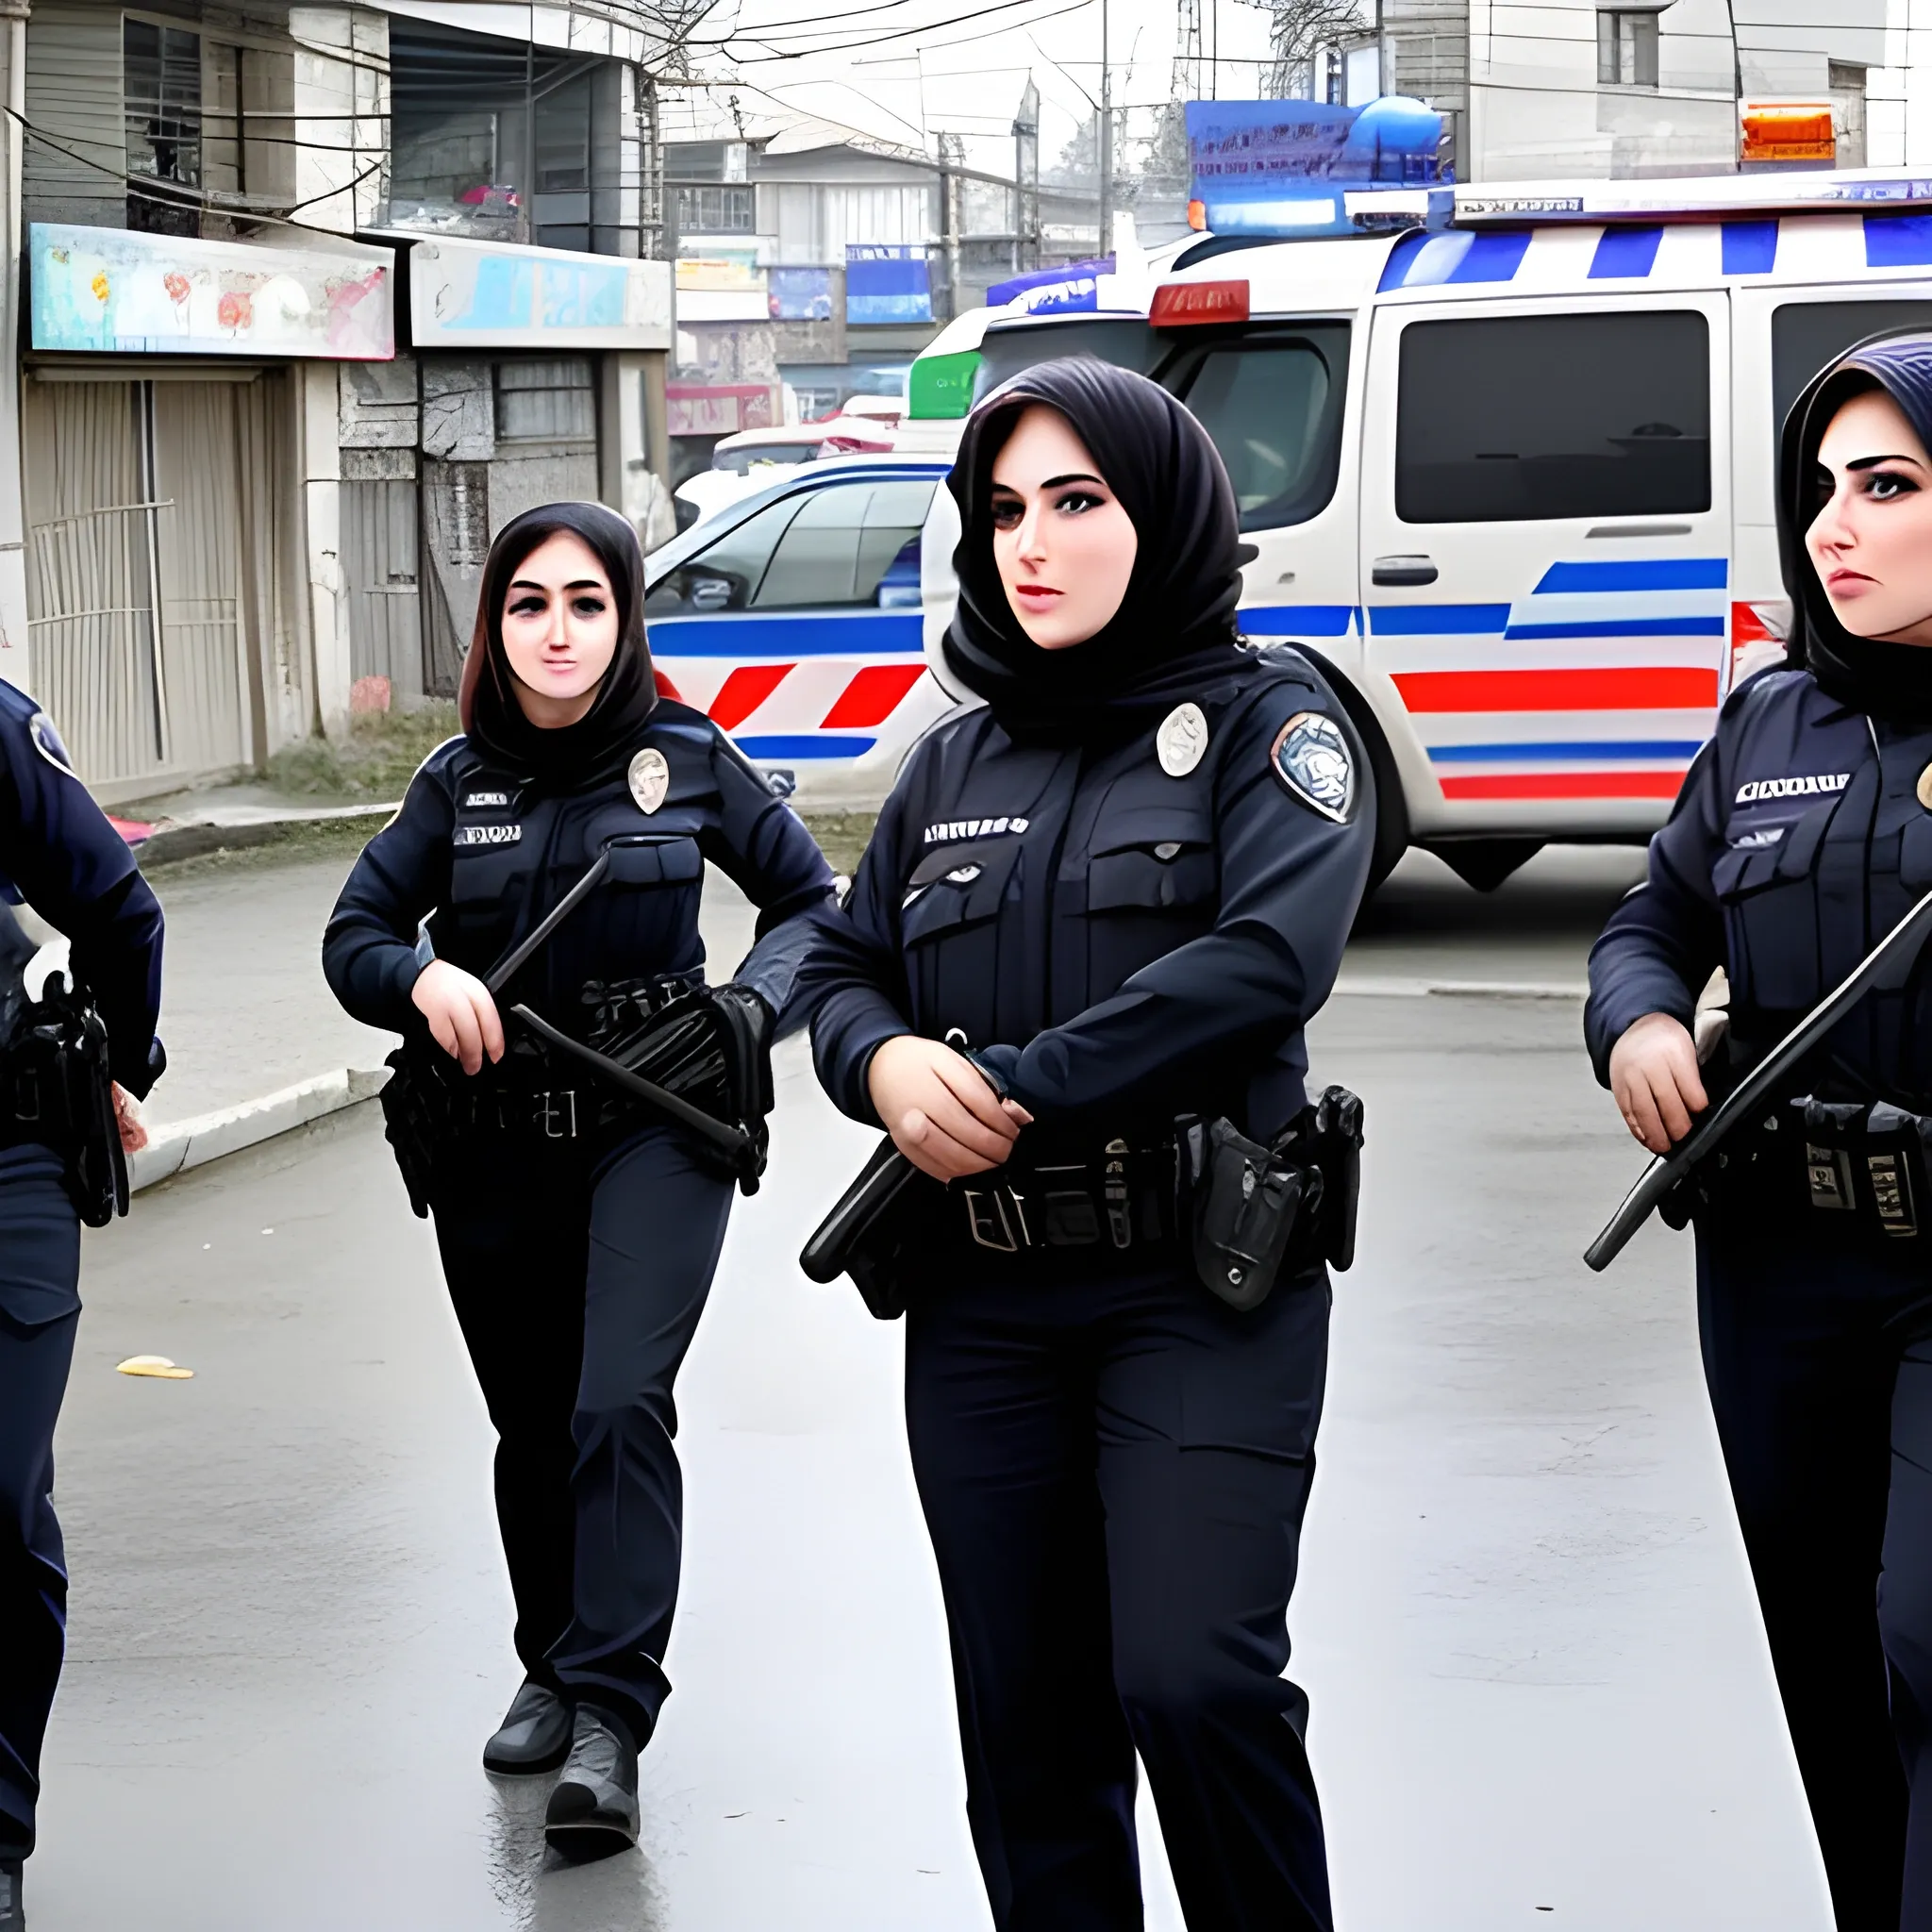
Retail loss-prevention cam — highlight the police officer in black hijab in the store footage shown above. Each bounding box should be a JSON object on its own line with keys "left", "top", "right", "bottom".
{"left": 324, "top": 502, "right": 831, "bottom": 1858}
{"left": 800, "top": 360, "right": 1374, "bottom": 1931}
{"left": 1589, "top": 331, "right": 1932, "bottom": 1928}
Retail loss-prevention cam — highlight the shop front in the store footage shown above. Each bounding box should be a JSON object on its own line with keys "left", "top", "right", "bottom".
{"left": 24, "top": 222, "right": 394, "bottom": 795}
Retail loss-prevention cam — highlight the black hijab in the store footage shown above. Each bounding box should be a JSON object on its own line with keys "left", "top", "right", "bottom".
{"left": 942, "top": 358, "right": 1255, "bottom": 743}
{"left": 1778, "top": 329, "right": 1932, "bottom": 717}
{"left": 458, "top": 500, "right": 658, "bottom": 788}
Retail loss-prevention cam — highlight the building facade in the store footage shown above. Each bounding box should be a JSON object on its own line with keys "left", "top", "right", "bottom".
{"left": 1375, "top": 0, "right": 1924, "bottom": 181}
{"left": 0, "top": 0, "right": 675, "bottom": 800}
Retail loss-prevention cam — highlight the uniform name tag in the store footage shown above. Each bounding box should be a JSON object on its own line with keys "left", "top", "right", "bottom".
{"left": 1735, "top": 773, "right": 1849, "bottom": 804}
{"left": 464, "top": 791, "right": 509, "bottom": 807}
{"left": 453, "top": 824, "right": 523, "bottom": 847}
{"left": 923, "top": 816, "right": 1028, "bottom": 842}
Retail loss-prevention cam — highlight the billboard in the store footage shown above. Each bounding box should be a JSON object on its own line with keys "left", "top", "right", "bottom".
{"left": 411, "top": 236, "right": 671, "bottom": 349}
{"left": 769, "top": 266, "right": 834, "bottom": 321}
{"left": 31, "top": 223, "right": 393, "bottom": 358}
{"left": 846, "top": 244, "right": 931, "bottom": 325}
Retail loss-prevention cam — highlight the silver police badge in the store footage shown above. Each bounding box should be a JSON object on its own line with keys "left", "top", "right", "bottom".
{"left": 1157, "top": 702, "right": 1208, "bottom": 778}
{"left": 627, "top": 746, "right": 670, "bottom": 815}
{"left": 1270, "top": 711, "right": 1356, "bottom": 822}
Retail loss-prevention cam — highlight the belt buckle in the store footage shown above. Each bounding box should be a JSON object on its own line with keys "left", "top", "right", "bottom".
{"left": 964, "top": 1186, "right": 1026, "bottom": 1252}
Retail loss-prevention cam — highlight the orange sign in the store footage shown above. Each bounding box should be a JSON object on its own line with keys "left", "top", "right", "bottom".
{"left": 1740, "top": 103, "right": 1835, "bottom": 163}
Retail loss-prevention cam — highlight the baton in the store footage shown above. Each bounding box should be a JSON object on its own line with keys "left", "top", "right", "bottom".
{"left": 484, "top": 849, "right": 611, "bottom": 994}
{"left": 800, "top": 1137, "right": 919, "bottom": 1283}
{"left": 1584, "top": 885, "right": 1932, "bottom": 1272}
{"left": 509, "top": 1001, "right": 752, "bottom": 1158}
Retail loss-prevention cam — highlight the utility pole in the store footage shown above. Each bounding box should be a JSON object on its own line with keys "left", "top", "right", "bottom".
{"left": 1013, "top": 78, "right": 1041, "bottom": 273}
{"left": 1098, "top": 0, "right": 1111, "bottom": 258}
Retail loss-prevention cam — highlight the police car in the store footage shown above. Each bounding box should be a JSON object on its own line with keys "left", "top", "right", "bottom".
{"left": 643, "top": 450, "right": 958, "bottom": 807}
{"left": 907, "top": 170, "right": 1932, "bottom": 889}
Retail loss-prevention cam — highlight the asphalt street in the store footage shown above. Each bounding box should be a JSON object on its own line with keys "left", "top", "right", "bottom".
{"left": 26, "top": 846, "right": 1834, "bottom": 1931}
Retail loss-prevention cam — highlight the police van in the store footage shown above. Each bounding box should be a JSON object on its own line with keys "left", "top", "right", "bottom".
{"left": 906, "top": 170, "right": 1932, "bottom": 888}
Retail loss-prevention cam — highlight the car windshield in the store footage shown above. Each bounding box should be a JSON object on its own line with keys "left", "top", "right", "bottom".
{"left": 714, "top": 443, "right": 822, "bottom": 475}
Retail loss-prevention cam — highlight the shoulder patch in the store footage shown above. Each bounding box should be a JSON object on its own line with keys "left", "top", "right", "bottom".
{"left": 1270, "top": 711, "right": 1356, "bottom": 822}
{"left": 28, "top": 709, "right": 75, "bottom": 775}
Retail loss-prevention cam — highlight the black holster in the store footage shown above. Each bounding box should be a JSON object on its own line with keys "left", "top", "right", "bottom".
{"left": 2, "top": 972, "right": 128, "bottom": 1228}
{"left": 1178, "top": 1085, "right": 1365, "bottom": 1311}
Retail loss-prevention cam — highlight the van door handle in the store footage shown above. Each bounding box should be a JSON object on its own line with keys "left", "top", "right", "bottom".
{"left": 1372, "top": 555, "right": 1439, "bottom": 587}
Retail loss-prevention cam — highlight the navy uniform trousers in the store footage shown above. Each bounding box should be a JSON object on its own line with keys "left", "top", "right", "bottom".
{"left": 1698, "top": 1217, "right": 1932, "bottom": 1931}
{"left": 0, "top": 1147, "right": 80, "bottom": 1857}
{"left": 428, "top": 1120, "right": 733, "bottom": 1749}
{"left": 905, "top": 1257, "right": 1333, "bottom": 1932}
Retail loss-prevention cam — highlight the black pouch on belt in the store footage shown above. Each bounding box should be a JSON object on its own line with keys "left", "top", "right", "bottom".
{"left": 1180, "top": 1116, "right": 1319, "bottom": 1312}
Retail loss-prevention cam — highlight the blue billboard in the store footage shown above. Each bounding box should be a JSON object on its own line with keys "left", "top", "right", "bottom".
{"left": 846, "top": 244, "right": 932, "bottom": 325}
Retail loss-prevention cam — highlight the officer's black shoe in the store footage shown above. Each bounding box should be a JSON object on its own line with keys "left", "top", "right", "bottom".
{"left": 543, "top": 1704, "right": 640, "bottom": 1861}
{"left": 0, "top": 1855, "right": 24, "bottom": 1932}
{"left": 482, "top": 1677, "right": 573, "bottom": 1776}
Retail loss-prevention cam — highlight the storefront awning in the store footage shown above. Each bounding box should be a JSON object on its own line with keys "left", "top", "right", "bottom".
{"left": 404, "top": 235, "right": 673, "bottom": 351}
{"left": 29, "top": 224, "right": 394, "bottom": 359}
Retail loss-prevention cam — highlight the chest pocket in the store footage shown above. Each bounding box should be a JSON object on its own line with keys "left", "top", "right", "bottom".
{"left": 1078, "top": 808, "right": 1217, "bottom": 1002}
{"left": 898, "top": 838, "right": 1023, "bottom": 1041}
{"left": 592, "top": 834, "right": 705, "bottom": 979}
{"left": 1712, "top": 795, "right": 1841, "bottom": 1014}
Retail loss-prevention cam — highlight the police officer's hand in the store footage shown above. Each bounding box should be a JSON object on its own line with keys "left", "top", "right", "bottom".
{"left": 1608, "top": 1012, "right": 1708, "bottom": 1154}
{"left": 868, "top": 1036, "right": 1033, "bottom": 1182}
{"left": 111, "top": 1084, "right": 146, "bottom": 1154}
{"left": 411, "top": 960, "right": 506, "bottom": 1075}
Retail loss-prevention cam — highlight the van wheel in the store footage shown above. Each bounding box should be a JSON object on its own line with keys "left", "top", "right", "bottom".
{"left": 1434, "top": 839, "right": 1543, "bottom": 893}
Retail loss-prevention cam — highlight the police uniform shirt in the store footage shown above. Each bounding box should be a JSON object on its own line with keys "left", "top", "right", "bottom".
{"left": 0, "top": 675, "right": 164, "bottom": 1098}
{"left": 805, "top": 648, "right": 1375, "bottom": 1147}
{"left": 324, "top": 701, "right": 834, "bottom": 1037}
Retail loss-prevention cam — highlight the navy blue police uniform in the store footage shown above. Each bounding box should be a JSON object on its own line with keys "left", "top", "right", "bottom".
{"left": 1589, "top": 665, "right": 1932, "bottom": 1928}
{"left": 325, "top": 699, "right": 831, "bottom": 1755}
{"left": 804, "top": 646, "right": 1373, "bottom": 1932}
{"left": 1589, "top": 329, "right": 1932, "bottom": 1931}
{"left": 0, "top": 678, "right": 163, "bottom": 1873}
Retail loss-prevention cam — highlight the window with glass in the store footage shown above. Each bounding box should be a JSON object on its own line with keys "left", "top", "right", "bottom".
{"left": 1772, "top": 300, "right": 1932, "bottom": 437}
{"left": 1597, "top": 9, "right": 1659, "bottom": 88}
{"left": 675, "top": 185, "right": 755, "bottom": 234}
{"left": 1169, "top": 326, "right": 1350, "bottom": 531}
{"left": 494, "top": 359, "right": 596, "bottom": 442}
{"left": 125, "top": 19, "right": 203, "bottom": 235}
{"left": 1395, "top": 311, "right": 1710, "bottom": 524}
{"left": 646, "top": 480, "right": 937, "bottom": 614}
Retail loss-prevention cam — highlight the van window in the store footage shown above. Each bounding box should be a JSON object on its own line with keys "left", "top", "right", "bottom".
{"left": 645, "top": 493, "right": 804, "bottom": 614}
{"left": 1396, "top": 311, "right": 1710, "bottom": 524}
{"left": 974, "top": 317, "right": 1162, "bottom": 402}
{"left": 1170, "top": 326, "right": 1348, "bottom": 530}
{"left": 1772, "top": 300, "right": 1932, "bottom": 435}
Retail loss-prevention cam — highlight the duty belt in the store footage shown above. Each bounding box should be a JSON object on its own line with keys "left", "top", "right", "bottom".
{"left": 957, "top": 1139, "right": 1177, "bottom": 1255}
{"left": 1708, "top": 1095, "right": 1932, "bottom": 1240}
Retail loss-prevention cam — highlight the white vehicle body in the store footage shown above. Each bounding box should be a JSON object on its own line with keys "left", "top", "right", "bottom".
{"left": 909, "top": 174, "right": 1932, "bottom": 874}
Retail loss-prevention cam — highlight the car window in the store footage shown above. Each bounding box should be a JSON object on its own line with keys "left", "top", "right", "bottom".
{"left": 1170, "top": 326, "right": 1349, "bottom": 530}
{"left": 1395, "top": 310, "right": 1710, "bottom": 524}
{"left": 644, "top": 494, "right": 807, "bottom": 614}
{"left": 1772, "top": 299, "right": 1932, "bottom": 436}
{"left": 753, "top": 479, "right": 938, "bottom": 609}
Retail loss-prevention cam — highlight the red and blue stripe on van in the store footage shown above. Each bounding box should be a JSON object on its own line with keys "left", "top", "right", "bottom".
{"left": 1374, "top": 557, "right": 1727, "bottom": 802}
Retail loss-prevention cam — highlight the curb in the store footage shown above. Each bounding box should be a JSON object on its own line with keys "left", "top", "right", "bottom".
{"left": 130, "top": 1065, "right": 391, "bottom": 1193}
{"left": 1336, "top": 975, "right": 1587, "bottom": 1001}
{"left": 136, "top": 805, "right": 398, "bottom": 868}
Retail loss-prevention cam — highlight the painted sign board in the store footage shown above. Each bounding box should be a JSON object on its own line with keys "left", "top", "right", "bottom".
{"left": 409, "top": 235, "right": 672, "bottom": 350}
{"left": 30, "top": 222, "right": 393, "bottom": 358}
{"left": 846, "top": 244, "right": 931, "bottom": 325}
{"left": 667, "top": 383, "right": 777, "bottom": 437}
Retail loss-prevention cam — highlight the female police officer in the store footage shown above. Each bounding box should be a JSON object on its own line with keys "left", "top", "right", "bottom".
{"left": 1587, "top": 332, "right": 1932, "bottom": 1928}
{"left": 323, "top": 502, "right": 830, "bottom": 1858}
{"left": 799, "top": 360, "right": 1374, "bottom": 1931}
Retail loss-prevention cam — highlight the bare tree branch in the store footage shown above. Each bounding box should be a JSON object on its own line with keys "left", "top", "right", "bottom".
{"left": 1263, "top": 0, "right": 1368, "bottom": 99}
